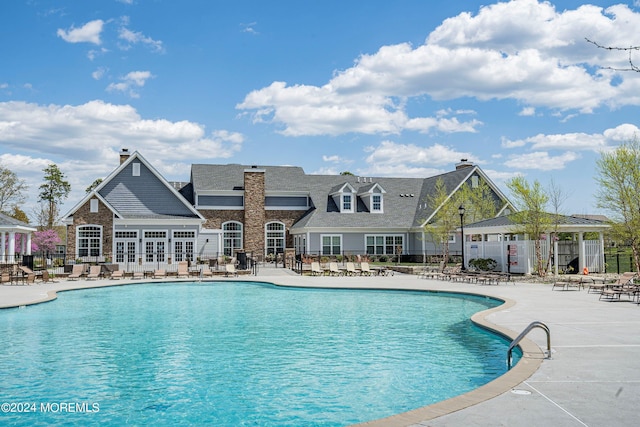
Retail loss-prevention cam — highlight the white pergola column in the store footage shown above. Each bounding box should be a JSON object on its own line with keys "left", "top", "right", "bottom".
{"left": 578, "top": 232, "right": 585, "bottom": 273}
{"left": 1, "top": 231, "right": 5, "bottom": 262}
{"left": 26, "top": 232, "right": 32, "bottom": 255}
{"left": 8, "top": 231, "right": 16, "bottom": 263}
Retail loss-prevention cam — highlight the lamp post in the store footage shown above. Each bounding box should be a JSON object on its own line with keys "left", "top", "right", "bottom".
{"left": 458, "top": 205, "right": 466, "bottom": 271}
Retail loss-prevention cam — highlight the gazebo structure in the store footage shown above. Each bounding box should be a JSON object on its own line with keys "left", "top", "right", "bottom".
{"left": 462, "top": 214, "right": 611, "bottom": 275}
{"left": 0, "top": 211, "right": 36, "bottom": 263}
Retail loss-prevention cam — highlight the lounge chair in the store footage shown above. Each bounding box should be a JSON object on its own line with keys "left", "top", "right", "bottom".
{"left": 346, "top": 262, "right": 361, "bottom": 276}
{"left": 19, "top": 266, "right": 36, "bottom": 284}
{"left": 132, "top": 271, "right": 144, "bottom": 279}
{"left": 110, "top": 269, "right": 124, "bottom": 280}
{"left": 86, "top": 265, "right": 101, "bottom": 280}
{"left": 310, "top": 262, "right": 324, "bottom": 276}
{"left": 1, "top": 272, "right": 10, "bottom": 284}
{"left": 200, "top": 267, "right": 213, "bottom": 278}
{"left": 224, "top": 263, "right": 238, "bottom": 277}
{"left": 600, "top": 272, "right": 637, "bottom": 301}
{"left": 153, "top": 269, "right": 166, "bottom": 279}
{"left": 177, "top": 261, "right": 189, "bottom": 278}
{"left": 328, "top": 262, "right": 343, "bottom": 276}
{"left": 360, "top": 262, "right": 373, "bottom": 276}
{"left": 68, "top": 264, "right": 86, "bottom": 280}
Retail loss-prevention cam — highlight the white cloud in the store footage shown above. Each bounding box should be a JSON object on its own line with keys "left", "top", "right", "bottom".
{"left": 364, "top": 140, "right": 473, "bottom": 170}
{"left": 0, "top": 100, "right": 245, "bottom": 213}
{"left": 106, "top": 70, "right": 153, "bottom": 98}
{"left": 237, "top": 1, "right": 640, "bottom": 137}
{"left": 57, "top": 20, "right": 104, "bottom": 44}
{"left": 118, "top": 26, "right": 164, "bottom": 53}
{"left": 504, "top": 151, "right": 580, "bottom": 171}
{"left": 241, "top": 22, "right": 259, "bottom": 35}
{"left": 519, "top": 107, "right": 536, "bottom": 116}
{"left": 92, "top": 67, "right": 107, "bottom": 80}
{"left": 501, "top": 124, "right": 640, "bottom": 152}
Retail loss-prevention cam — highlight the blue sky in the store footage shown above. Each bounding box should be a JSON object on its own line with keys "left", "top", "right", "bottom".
{"left": 1, "top": 0, "right": 640, "bottom": 220}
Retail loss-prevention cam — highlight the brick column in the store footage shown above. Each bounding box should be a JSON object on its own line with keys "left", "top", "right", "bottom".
{"left": 243, "top": 168, "right": 266, "bottom": 255}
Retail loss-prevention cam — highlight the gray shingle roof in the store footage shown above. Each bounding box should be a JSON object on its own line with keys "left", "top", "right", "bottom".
{"left": 0, "top": 211, "right": 32, "bottom": 228}
{"left": 190, "top": 164, "right": 488, "bottom": 230}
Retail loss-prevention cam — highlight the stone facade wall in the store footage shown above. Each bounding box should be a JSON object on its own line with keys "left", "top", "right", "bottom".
{"left": 243, "top": 170, "right": 266, "bottom": 254}
{"left": 67, "top": 198, "right": 113, "bottom": 259}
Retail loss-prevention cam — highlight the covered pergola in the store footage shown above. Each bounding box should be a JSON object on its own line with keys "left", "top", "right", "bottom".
{"left": 0, "top": 211, "right": 36, "bottom": 263}
{"left": 462, "top": 214, "right": 611, "bottom": 275}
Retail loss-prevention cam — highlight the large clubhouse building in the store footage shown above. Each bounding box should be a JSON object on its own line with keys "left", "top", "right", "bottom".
{"left": 62, "top": 149, "right": 513, "bottom": 269}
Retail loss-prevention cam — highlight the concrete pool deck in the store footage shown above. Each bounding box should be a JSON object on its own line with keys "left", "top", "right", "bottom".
{"left": 2, "top": 267, "right": 639, "bottom": 426}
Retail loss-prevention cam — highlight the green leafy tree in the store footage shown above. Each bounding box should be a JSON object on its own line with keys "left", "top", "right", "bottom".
{"left": 424, "top": 176, "right": 499, "bottom": 269}
{"left": 38, "top": 164, "right": 71, "bottom": 229}
{"left": 506, "top": 176, "right": 552, "bottom": 277}
{"left": 9, "top": 206, "right": 30, "bottom": 224}
{"left": 0, "top": 164, "right": 28, "bottom": 215}
{"left": 85, "top": 178, "right": 103, "bottom": 193}
{"left": 594, "top": 138, "right": 640, "bottom": 273}
{"left": 424, "top": 178, "right": 460, "bottom": 268}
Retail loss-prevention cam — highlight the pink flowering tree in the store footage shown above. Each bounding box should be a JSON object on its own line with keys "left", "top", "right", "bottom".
{"left": 32, "top": 229, "right": 61, "bottom": 255}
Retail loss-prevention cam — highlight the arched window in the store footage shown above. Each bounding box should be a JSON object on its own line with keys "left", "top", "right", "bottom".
{"left": 265, "top": 222, "right": 285, "bottom": 256}
{"left": 222, "top": 222, "right": 243, "bottom": 256}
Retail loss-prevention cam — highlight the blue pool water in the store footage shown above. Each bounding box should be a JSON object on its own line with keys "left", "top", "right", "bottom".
{"left": 0, "top": 282, "right": 516, "bottom": 426}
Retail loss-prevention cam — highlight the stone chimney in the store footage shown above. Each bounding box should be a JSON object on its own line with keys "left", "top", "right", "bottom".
{"left": 120, "top": 148, "right": 131, "bottom": 165}
{"left": 243, "top": 166, "right": 266, "bottom": 255}
{"left": 455, "top": 159, "right": 473, "bottom": 170}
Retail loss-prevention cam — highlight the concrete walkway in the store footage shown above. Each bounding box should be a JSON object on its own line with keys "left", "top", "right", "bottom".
{"left": 1, "top": 268, "right": 639, "bottom": 427}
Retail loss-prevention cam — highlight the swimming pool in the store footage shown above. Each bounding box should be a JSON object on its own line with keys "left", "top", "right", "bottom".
{"left": 0, "top": 281, "right": 516, "bottom": 426}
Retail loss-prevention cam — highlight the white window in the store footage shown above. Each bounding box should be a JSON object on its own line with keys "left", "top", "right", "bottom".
{"left": 90, "top": 199, "right": 98, "bottom": 213}
{"left": 115, "top": 231, "right": 137, "bottom": 263}
{"left": 132, "top": 163, "right": 140, "bottom": 176}
{"left": 143, "top": 231, "right": 167, "bottom": 263}
{"left": 365, "top": 235, "right": 403, "bottom": 255}
{"left": 265, "top": 222, "right": 285, "bottom": 256}
{"left": 372, "top": 194, "right": 382, "bottom": 212}
{"left": 471, "top": 175, "right": 479, "bottom": 188}
{"left": 321, "top": 235, "right": 342, "bottom": 255}
{"left": 223, "top": 222, "right": 243, "bottom": 256}
{"left": 342, "top": 194, "right": 352, "bottom": 212}
{"left": 173, "top": 231, "right": 196, "bottom": 262}
{"left": 78, "top": 225, "right": 102, "bottom": 257}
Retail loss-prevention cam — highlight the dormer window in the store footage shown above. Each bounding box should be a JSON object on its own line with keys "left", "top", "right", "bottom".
{"left": 330, "top": 182, "right": 356, "bottom": 213}
{"left": 342, "top": 194, "right": 352, "bottom": 212}
{"left": 372, "top": 194, "right": 382, "bottom": 212}
{"left": 358, "top": 183, "right": 386, "bottom": 213}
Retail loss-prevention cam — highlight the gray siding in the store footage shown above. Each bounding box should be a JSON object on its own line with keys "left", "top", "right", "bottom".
{"left": 198, "top": 195, "right": 244, "bottom": 207}
{"left": 100, "top": 161, "right": 198, "bottom": 218}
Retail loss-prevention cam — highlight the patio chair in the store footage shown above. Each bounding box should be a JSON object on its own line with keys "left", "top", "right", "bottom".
{"left": 68, "top": 264, "right": 86, "bottom": 280}
{"left": 328, "top": 262, "right": 343, "bottom": 276}
{"left": 177, "top": 261, "right": 190, "bottom": 278}
{"left": 19, "top": 266, "right": 36, "bottom": 284}
{"left": 110, "top": 269, "right": 124, "bottom": 280}
{"left": 360, "top": 262, "right": 373, "bottom": 276}
{"left": 225, "top": 263, "right": 238, "bottom": 277}
{"left": 153, "top": 269, "right": 166, "bottom": 279}
{"left": 86, "top": 265, "right": 101, "bottom": 280}
{"left": 200, "top": 266, "right": 213, "bottom": 278}
{"left": 345, "top": 262, "right": 361, "bottom": 276}
{"left": 310, "top": 262, "right": 324, "bottom": 276}
{"left": 600, "top": 272, "right": 637, "bottom": 301}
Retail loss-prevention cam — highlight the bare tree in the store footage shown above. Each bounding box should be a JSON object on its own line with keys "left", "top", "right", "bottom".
{"left": 0, "top": 164, "right": 28, "bottom": 215}
{"left": 586, "top": 38, "right": 640, "bottom": 72}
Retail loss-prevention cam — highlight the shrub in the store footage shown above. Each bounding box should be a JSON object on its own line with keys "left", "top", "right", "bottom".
{"left": 469, "top": 258, "right": 498, "bottom": 271}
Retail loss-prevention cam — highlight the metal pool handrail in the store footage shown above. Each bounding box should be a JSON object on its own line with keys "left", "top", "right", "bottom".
{"left": 507, "top": 321, "right": 551, "bottom": 369}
